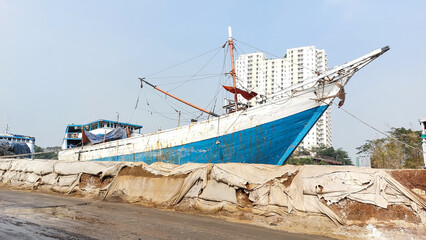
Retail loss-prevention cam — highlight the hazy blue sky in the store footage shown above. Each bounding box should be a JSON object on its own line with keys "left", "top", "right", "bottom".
{"left": 1, "top": 0, "right": 425, "bottom": 161}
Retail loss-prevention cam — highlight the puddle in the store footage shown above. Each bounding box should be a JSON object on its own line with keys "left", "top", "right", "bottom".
{"left": 0, "top": 215, "right": 96, "bottom": 240}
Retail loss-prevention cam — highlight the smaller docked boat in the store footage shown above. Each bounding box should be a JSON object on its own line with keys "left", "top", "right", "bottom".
{"left": 61, "top": 119, "right": 143, "bottom": 150}
{"left": 0, "top": 132, "right": 35, "bottom": 158}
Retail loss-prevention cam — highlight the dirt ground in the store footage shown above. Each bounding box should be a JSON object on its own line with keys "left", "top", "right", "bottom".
{"left": 169, "top": 198, "right": 425, "bottom": 240}
{"left": 0, "top": 188, "right": 335, "bottom": 240}
{"left": 389, "top": 169, "right": 426, "bottom": 199}
{"left": 327, "top": 199, "right": 421, "bottom": 224}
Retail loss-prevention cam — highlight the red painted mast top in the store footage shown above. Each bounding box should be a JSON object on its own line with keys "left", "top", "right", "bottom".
{"left": 227, "top": 26, "right": 239, "bottom": 111}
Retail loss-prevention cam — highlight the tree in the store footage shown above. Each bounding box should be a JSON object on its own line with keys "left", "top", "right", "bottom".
{"left": 356, "top": 127, "right": 423, "bottom": 169}
{"left": 293, "top": 146, "right": 311, "bottom": 156}
{"left": 288, "top": 145, "right": 352, "bottom": 165}
{"left": 314, "top": 146, "right": 352, "bottom": 165}
{"left": 287, "top": 156, "right": 315, "bottom": 165}
{"left": 34, "top": 145, "right": 58, "bottom": 159}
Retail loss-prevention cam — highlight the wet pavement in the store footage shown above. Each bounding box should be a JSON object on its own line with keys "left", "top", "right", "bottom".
{"left": 0, "top": 188, "right": 334, "bottom": 240}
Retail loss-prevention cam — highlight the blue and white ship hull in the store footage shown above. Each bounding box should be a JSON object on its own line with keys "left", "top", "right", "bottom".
{"left": 58, "top": 46, "right": 389, "bottom": 165}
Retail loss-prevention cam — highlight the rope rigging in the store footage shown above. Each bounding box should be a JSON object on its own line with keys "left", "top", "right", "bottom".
{"left": 150, "top": 74, "right": 223, "bottom": 86}
{"left": 145, "top": 46, "right": 223, "bottom": 78}
{"left": 128, "top": 88, "right": 142, "bottom": 123}
{"left": 130, "top": 37, "right": 315, "bottom": 124}
{"left": 230, "top": 40, "right": 422, "bottom": 157}
{"left": 232, "top": 41, "right": 293, "bottom": 102}
{"left": 234, "top": 39, "right": 318, "bottom": 74}
{"left": 168, "top": 47, "right": 223, "bottom": 92}
{"left": 233, "top": 40, "right": 325, "bottom": 106}
{"left": 334, "top": 102, "right": 425, "bottom": 155}
{"left": 205, "top": 45, "right": 230, "bottom": 118}
{"left": 132, "top": 43, "right": 228, "bottom": 123}
{"left": 136, "top": 88, "right": 184, "bottom": 122}
{"left": 149, "top": 73, "right": 223, "bottom": 79}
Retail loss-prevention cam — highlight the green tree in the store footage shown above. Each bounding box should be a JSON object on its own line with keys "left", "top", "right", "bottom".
{"left": 293, "top": 146, "right": 310, "bottom": 156}
{"left": 287, "top": 156, "right": 315, "bottom": 165}
{"left": 334, "top": 148, "right": 352, "bottom": 165}
{"left": 34, "top": 145, "right": 58, "bottom": 159}
{"left": 288, "top": 145, "right": 352, "bottom": 165}
{"left": 356, "top": 127, "right": 423, "bottom": 169}
{"left": 315, "top": 146, "right": 352, "bottom": 165}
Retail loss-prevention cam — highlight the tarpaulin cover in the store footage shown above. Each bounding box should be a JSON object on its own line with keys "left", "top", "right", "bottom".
{"left": 222, "top": 85, "right": 258, "bottom": 100}
{"left": 0, "top": 139, "right": 30, "bottom": 155}
{"left": 0, "top": 159, "right": 124, "bottom": 194}
{"left": 103, "top": 163, "right": 425, "bottom": 225}
{"left": 83, "top": 127, "right": 127, "bottom": 144}
{"left": 0, "top": 159, "right": 424, "bottom": 228}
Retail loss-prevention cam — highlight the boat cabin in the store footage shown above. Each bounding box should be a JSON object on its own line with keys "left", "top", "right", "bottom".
{"left": 61, "top": 119, "right": 143, "bottom": 149}
{"left": 0, "top": 133, "right": 36, "bottom": 158}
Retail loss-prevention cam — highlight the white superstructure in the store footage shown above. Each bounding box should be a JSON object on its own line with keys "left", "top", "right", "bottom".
{"left": 61, "top": 119, "right": 142, "bottom": 150}
{"left": 235, "top": 46, "right": 332, "bottom": 149}
{"left": 0, "top": 133, "right": 35, "bottom": 157}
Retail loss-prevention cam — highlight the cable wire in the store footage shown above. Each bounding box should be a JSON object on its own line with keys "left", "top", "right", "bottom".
{"left": 335, "top": 102, "right": 425, "bottom": 154}
{"left": 235, "top": 39, "right": 317, "bottom": 74}
{"left": 156, "top": 74, "right": 222, "bottom": 87}
{"left": 168, "top": 47, "right": 223, "bottom": 92}
{"left": 145, "top": 46, "right": 223, "bottom": 78}
{"left": 128, "top": 88, "right": 142, "bottom": 123}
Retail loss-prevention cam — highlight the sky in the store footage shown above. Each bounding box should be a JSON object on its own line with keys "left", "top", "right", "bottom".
{"left": 1, "top": 0, "right": 425, "bottom": 161}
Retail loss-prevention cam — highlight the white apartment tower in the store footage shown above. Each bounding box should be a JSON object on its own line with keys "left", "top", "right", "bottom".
{"left": 235, "top": 46, "right": 332, "bottom": 149}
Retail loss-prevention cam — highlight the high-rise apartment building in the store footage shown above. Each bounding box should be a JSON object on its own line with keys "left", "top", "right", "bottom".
{"left": 235, "top": 46, "right": 332, "bottom": 149}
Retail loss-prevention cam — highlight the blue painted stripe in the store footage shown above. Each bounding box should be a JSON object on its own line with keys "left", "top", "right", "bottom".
{"left": 93, "top": 105, "right": 328, "bottom": 165}
{"left": 277, "top": 104, "right": 328, "bottom": 165}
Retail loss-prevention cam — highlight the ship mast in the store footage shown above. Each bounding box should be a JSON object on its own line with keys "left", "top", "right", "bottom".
{"left": 139, "top": 27, "right": 239, "bottom": 117}
{"left": 227, "top": 26, "right": 239, "bottom": 111}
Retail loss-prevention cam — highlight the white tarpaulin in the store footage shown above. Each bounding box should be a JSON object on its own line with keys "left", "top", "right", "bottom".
{"left": 0, "top": 159, "right": 424, "bottom": 226}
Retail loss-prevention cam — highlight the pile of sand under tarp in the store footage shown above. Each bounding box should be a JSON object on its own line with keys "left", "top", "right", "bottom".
{"left": 0, "top": 159, "right": 120, "bottom": 193}
{"left": 0, "top": 159, "right": 425, "bottom": 239}
{"left": 103, "top": 162, "right": 425, "bottom": 224}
